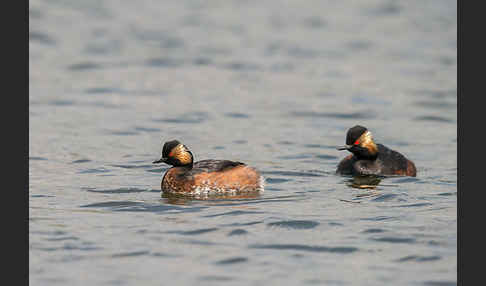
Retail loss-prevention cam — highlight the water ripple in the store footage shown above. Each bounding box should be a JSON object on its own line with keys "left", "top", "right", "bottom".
{"left": 315, "top": 154, "right": 338, "bottom": 160}
{"left": 413, "top": 101, "right": 456, "bottom": 110}
{"left": 302, "top": 16, "right": 327, "bottom": 29}
{"left": 227, "top": 229, "right": 248, "bottom": 236}
{"left": 31, "top": 194, "right": 55, "bottom": 198}
{"left": 146, "top": 167, "right": 168, "bottom": 173}
{"left": 110, "top": 164, "right": 154, "bottom": 169}
{"left": 265, "top": 178, "right": 291, "bottom": 184}
{"left": 108, "top": 130, "right": 140, "bottom": 136}
{"left": 223, "top": 61, "right": 261, "bottom": 71}
{"left": 79, "top": 200, "right": 205, "bottom": 213}
{"left": 46, "top": 236, "right": 79, "bottom": 241}
{"left": 304, "top": 144, "right": 339, "bottom": 150}
{"left": 215, "top": 257, "right": 248, "bottom": 265}
{"left": 112, "top": 251, "right": 150, "bottom": 258}
{"left": 172, "top": 228, "right": 219, "bottom": 236}
{"left": 360, "top": 216, "right": 397, "bottom": 221}
{"left": 80, "top": 201, "right": 142, "bottom": 208}
{"left": 116, "top": 204, "right": 203, "bottom": 213}
{"left": 193, "top": 57, "right": 213, "bottom": 66}
{"left": 371, "top": 193, "right": 399, "bottom": 202}
{"left": 267, "top": 220, "right": 319, "bottom": 230}
{"left": 67, "top": 62, "right": 102, "bottom": 71}
{"left": 145, "top": 58, "right": 183, "bottom": 68}
{"left": 85, "top": 188, "right": 149, "bottom": 194}
{"left": 153, "top": 111, "right": 209, "bottom": 124}
{"left": 134, "top": 127, "right": 161, "bottom": 132}
{"left": 203, "top": 210, "right": 264, "bottom": 218}
{"left": 29, "top": 156, "right": 48, "bottom": 161}
{"left": 72, "top": 159, "right": 91, "bottom": 163}
{"left": 224, "top": 112, "right": 250, "bottom": 118}
{"left": 437, "top": 192, "right": 456, "bottom": 196}
{"left": 393, "top": 203, "right": 433, "bottom": 208}
{"left": 371, "top": 237, "right": 416, "bottom": 244}
{"left": 362, "top": 228, "right": 386, "bottom": 233}
{"left": 423, "top": 281, "right": 456, "bottom": 286}
{"left": 368, "top": 1, "right": 402, "bottom": 16}
{"left": 62, "top": 243, "right": 102, "bottom": 251}
{"left": 198, "top": 275, "right": 233, "bottom": 282}
{"left": 49, "top": 100, "right": 75, "bottom": 106}
{"left": 277, "top": 154, "right": 313, "bottom": 160}
{"left": 79, "top": 168, "right": 110, "bottom": 174}
{"left": 391, "top": 177, "right": 421, "bottom": 183}
{"left": 222, "top": 221, "right": 263, "bottom": 227}
{"left": 290, "top": 111, "right": 375, "bottom": 119}
{"left": 395, "top": 255, "right": 441, "bottom": 262}
{"left": 84, "top": 87, "right": 122, "bottom": 94}
{"left": 414, "top": 116, "right": 454, "bottom": 123}
{"left": 249, "top": 244, "right": 358, "bottom": 253}
{"left": 261, "top": 170, "right": 322, "bottom": 177}
{"left": 199, "top": 196, "right": 304, "bottom": 207}
{"left": 30, "top": 31, "right": 55, "bottom": 45}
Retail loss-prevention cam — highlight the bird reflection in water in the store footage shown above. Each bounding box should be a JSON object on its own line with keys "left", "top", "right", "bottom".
{"left": 347, "top": 175, "right": 382, "bottom": 190}
{"left": 161, "top": 190, "right": 262, "bottom": 205}
{"left": 339, "top": 175, "right": 383, "bottom": 203}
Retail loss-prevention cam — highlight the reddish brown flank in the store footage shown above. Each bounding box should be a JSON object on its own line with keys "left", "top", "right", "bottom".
{"left": 162, "top": 168, "right": 185, "bottom": 193}
{"left": 162, "top": 165, "right": 262, "bottom": 193}
{"left": 392, "top": 160, "right": 416, "bottom": 177}
{"left": 406, "top": 160, "right": 417, "bottom": 177}
{"left": 194, "top": 165, "right": 261, "bottom": 191}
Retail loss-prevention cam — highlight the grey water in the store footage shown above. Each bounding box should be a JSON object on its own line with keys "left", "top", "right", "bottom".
{"left": 29, "top": 0, "right": 456, "bottom": 285}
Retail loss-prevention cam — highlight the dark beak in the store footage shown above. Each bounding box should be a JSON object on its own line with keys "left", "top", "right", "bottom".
{"left": 336, "top": 145, "right": 353, "bottom": 151}
{"left": 153, "top": 157, "right": 167, "bottom": 164}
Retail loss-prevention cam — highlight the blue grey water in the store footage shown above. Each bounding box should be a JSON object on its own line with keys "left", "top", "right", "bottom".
{"left": 29, "top": 0, "right": 457, "bottom": 285}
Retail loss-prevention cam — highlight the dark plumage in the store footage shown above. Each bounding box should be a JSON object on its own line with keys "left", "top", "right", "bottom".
{"left": 337, "top": 144, "right": 416, "bottom": 176}
{"left": 162, "top": 140, "right": 181, "bottom": 158}
{"left": 187, "top": 160, "right": 245, "bottom": 174}
{"left": 345, "top": 125, "right": 368, "bottom": 145}
{"left": 336, "top": 125, "right": 417, "bottom": 177}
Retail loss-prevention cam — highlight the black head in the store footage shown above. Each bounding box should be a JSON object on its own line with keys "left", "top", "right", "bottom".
{"left": 153, "top": 139, "right": 194, "bottom": 167}
{"left": 345, "top": 125, "right": 368, "bottom": 146}
{"left": 162, "top": 140, "right": 181, "bottom": 158}
{"left": 336, "top": 125, "right": 378, "bottom": 158}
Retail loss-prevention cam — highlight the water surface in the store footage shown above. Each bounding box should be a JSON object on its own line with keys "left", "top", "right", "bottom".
{"left": 30, "top": 0, "right": 456, "bottom": 285}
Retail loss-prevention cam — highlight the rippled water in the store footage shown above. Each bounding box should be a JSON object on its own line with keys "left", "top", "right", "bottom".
{"left": 30, "top": 0, "right": 456, "bottom": 285}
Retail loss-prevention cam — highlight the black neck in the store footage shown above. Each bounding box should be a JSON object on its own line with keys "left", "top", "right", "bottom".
{"left": 352, "top": 146, "right": 379, "bottom": 160}
{"left": 165, "top": 156, "right": 193, "bottom": 168}
{"left": 173, "top": 162, "right": 193, "bottom": 169}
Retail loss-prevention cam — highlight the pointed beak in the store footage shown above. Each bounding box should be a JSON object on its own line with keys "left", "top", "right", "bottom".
{"left": 153, "top": 157, "right": 167, "bottom": 164}
{"left": 336, "top": 145, "right": 353, "bottom": 151}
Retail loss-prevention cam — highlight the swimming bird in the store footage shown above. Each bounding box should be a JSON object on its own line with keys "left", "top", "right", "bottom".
{"left": 336, "top": 125, "right": 416, "bottom": 177}
{"left": 153, "top": 140, "right": 264, "bottom": 194}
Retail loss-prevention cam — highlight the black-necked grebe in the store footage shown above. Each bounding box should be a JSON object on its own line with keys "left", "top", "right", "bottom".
{"left": 153, "top": 140, "right": 264, "bottom": 194}
{"left": 336, "top": 125, "right": 417, "bottom": 177}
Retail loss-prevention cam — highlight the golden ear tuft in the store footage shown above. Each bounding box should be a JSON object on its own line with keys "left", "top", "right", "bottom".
{"left": 171, "top": 144, "right": 193, "bottom": 165}
{"left": 359, "top": 131, "right": 378, "bottom": 154}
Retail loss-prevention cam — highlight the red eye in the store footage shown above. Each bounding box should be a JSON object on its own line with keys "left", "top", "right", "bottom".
{"left": 354, "top": 139, "right": 360, "bottom": 145}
